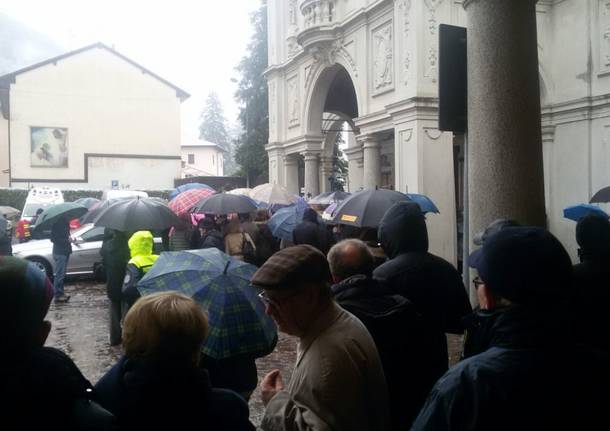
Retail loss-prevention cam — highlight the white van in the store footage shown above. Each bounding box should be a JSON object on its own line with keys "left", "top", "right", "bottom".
{"left": 22, "top": 187, "right": 64, "bottom": 221}
{"left": 101, "top": 190, "right": 148, "bottom": 201}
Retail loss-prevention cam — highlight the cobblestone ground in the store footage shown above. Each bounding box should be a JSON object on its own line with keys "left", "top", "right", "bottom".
{"left": 46, "top": 279, "right": 462, "bottom": 428}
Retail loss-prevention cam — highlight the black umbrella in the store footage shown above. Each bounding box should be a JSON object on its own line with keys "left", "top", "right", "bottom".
{"left": 33, "top": 202, "right": 88, "bottom": 231}
{"left": 192, "top": 193, "right": 257, "bottom": 215}
{"left": 94, "top": 197, "right": 182, "bottom": 231}
{"left": 80, "top": 198, "right": 129, "bottom": 224}
{"left": 590, "top": 186, "right": 610, "bottom": 203}
{"left": 74, "top": 197, "right": 101, "bottom": 210}
{"left": 332, "top": 189, "right": 410, "bottom": 228}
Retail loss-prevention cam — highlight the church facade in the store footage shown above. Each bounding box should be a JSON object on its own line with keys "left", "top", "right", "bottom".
{"left": 265, "top": 0, "right": 610, "bottom": 263}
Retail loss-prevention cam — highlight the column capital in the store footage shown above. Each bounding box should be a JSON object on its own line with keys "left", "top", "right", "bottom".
{"left": 284, "top": 154, "right": 299, "bottom": 166}
{"left": 303, "top": 151, "right": 321, "bottom": 161}
{"left": 356, "top": 134, "right": 381, "bottom": 149}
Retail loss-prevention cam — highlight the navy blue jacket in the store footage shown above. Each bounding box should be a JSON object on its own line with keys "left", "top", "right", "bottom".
{"left": 95, "top": 356, "right": 254, "bottom": 430}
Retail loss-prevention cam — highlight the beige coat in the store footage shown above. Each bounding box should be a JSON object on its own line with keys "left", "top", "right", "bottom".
{"left": 262, "top": 302, "right": 390, "bottom": 431}
{"left": 224, "top": 232, "right": 255, "bottom": 261}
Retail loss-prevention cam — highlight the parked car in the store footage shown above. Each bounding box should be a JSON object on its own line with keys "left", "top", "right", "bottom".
{"left": 12, "top": 223, "right": 163, "bottom": 280}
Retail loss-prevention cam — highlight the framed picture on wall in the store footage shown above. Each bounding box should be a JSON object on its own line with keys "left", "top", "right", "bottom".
{"left": 30, "top": 126, "right": 68, "bottom": 167}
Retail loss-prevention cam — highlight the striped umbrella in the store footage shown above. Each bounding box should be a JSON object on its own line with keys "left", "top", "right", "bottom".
{"left": 168, "top": 188, "right": 215, "bottom": 217}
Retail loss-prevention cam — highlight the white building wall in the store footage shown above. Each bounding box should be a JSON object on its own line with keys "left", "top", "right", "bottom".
{"left": 181, "top": 146, "right": 224, "bottom": 177}
{"left": 6, "top": 45, "right": 183, "bottom": 190}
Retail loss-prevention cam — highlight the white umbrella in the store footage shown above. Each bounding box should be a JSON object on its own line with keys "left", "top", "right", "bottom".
{"left": 227, "top": 188, "right": 252, "bottom": 196}
{"left": 0, "top": 206, "right": 20, "bottom": 219}
{"left": 249, "top": 183, "right": 298, "bottom": 206}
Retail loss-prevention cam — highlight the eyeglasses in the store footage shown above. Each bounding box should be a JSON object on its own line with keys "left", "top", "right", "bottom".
{"left": 473, "top": 277, "right": 485, "bottom": 290}
{"left": 258, "top": 289, "right": 304, "bottom": 309}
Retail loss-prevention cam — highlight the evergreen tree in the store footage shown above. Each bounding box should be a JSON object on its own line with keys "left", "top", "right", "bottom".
{"left": 234, "top": 0, "right": 269, "bottom": 186}
{"left": 199, "top": 91, "right": 235, "bottom": 174}
{"left": 330, "top": 132, "right": 348, "bottom": 191}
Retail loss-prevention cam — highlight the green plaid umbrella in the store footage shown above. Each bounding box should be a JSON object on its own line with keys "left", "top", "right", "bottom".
{"left": 137, "top": 248, "right": 277, "bottom": 359}
{"left": 33, "top": 202, "right": 88, "bottom": 231}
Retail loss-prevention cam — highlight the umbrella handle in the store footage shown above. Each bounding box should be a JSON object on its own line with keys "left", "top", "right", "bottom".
{"left": 223, "top": 261, "right": 231, "bottom": 275}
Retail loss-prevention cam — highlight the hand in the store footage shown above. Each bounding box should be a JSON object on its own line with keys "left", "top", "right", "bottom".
{"left": 261, "top": 369, "right": 285, "bottom": 406}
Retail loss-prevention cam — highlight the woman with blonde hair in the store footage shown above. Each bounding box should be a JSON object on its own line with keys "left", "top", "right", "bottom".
{"left": 94, "top": 292, "right": 254, "bottom": 430}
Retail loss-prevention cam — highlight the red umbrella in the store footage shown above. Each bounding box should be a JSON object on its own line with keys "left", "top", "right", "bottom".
{"left": 169, "top": 188, "right": 215, "bottom": 217}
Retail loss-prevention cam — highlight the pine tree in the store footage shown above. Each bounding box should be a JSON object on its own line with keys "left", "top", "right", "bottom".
{"left": 234, "top": 0, "right": 269, "bottom": 186}
{"left": 199, "top": 91, "right": 235, "bottom": 174}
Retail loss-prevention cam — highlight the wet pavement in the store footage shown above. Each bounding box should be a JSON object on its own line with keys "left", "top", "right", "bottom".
{"left": 46, "top": 279, "right": 461, "bottom": 428}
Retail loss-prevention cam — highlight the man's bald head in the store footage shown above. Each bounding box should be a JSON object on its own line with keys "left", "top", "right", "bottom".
{"left": 328, "top": 239, "right": 375, "bottom": 282}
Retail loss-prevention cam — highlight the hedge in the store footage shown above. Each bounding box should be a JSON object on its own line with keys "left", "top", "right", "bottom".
{"left": 0, "top": 188, "right": 171, "bottom": 214}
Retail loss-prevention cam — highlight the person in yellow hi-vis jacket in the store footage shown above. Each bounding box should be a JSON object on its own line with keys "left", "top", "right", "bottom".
{"left": 121, "top": 231, "right": 158, "bottom": 310}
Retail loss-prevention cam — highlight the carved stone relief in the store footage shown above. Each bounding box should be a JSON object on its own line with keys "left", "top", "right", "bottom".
{"left": 398, "top": 0, "right": 412, "bottom": 86}
{"left": 287, "top": 75, "right": 300, "bottom": 127}
{"left": 287, "top": 0, "right": 300, "bottom": 58}
{"left": 599, "top": 1, "right": 610, "bottom": 73}
{"left": 269, "top": 82, "right": 277, "bottom": 135}
{"left": 424, "top": 0, "right": 444, "bottom": 83}
{"left": 303, "top": 39, "right": 358, "bottom": 90}
{"left": 372, "top": 22, "right": 394, "bottom": 93}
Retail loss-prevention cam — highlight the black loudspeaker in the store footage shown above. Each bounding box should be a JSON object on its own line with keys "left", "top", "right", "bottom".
{"left": 439, "top": 24, "right": 467, "bottom": 133}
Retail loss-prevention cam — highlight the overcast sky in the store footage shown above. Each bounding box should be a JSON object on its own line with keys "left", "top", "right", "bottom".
{"left": 0, "top": 0, "right": 263, "bottom": 143}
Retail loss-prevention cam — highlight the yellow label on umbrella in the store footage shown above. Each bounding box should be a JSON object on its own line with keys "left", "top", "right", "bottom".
{"left": 341, "top": 214, "right": 358, "bottom": 222}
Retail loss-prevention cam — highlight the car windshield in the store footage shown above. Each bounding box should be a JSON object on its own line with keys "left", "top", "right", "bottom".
{"left": 23, "top": 203, "right": 54, "bottom": 217}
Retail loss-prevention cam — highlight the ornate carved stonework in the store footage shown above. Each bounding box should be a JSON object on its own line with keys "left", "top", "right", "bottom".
{"left": 398, "top": 0, "right": 412, "bottom": 86}
{"left": 287, "top": 75, "right": 300, "bottom": 127}
{"left": 423, "top": 0, "right": 444, "bottom": 83}
{"left": 303, "top": 38, "right": 358, "bottom": 90}
{"left": 269, "top": 82, "right": 277, "bottom": 133}
{"left": 372, "top": 22, "right": 394, "bottom": 93}
{"left": 287, "top": 0, "right": 300, "bottom": 57}
{"left": 425, "top": 47, "right": 438, "bottom": 83}
{"left": 599, "top": 1, "right": 610, "bottom": 73}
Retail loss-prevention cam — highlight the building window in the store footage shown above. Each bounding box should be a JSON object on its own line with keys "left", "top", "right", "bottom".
{"left": 188, "top": 154, "right": 195, "bottom": 164}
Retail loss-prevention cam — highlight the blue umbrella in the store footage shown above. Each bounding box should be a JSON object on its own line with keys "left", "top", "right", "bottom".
{"left": 563, "top": 204, "right": 609, "bottom": 222}
{"left": 406, "top": 193, "right": 440, "bottom": 214}
{"left": 169, "top": 183, "right": 215, "bottom": 200}
{"left": 267, "top": 198, "right": 311, "bottom": 241}
{"left": 137, "top": 248, "right": 277, "bottom": 360}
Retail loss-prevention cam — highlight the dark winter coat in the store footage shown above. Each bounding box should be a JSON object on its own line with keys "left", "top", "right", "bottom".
{"left": 94, "top": 356, "right": 254, "bottom": 430}
{"left": 3, "top": 346, "right": 116, "bottom": 430}
{"left": 293, "top": 208, "right": 333, "bottom": 254}
{"left": 100, "top": 229, "right": 130, "bottom": 302}
{"left": 411, "top": 305, "right": 610, "bottom": 431}
{"left": 373, "top": 203, "right": 471, "bottom": 372}
{"left": 572, "top": 253, "right": 610, "bottom": 353}
{"left": 51, "top": 218, "right": 72, "bottom": 256}
{"left": 253, "top": 222, "right": 278, "bottom": 265}
{"left": 0, "top": 229, "right": 12, "bottom": 256}
{"left": 332, "top": 275, "right": 445, "bottom": 429}
{"left": 200, "top": 230, "right": 225, "bottom": 251}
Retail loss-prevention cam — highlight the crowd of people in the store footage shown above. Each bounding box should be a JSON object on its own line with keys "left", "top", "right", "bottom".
{"left": 2, "top": 199, "right": 610, "bottom": 430}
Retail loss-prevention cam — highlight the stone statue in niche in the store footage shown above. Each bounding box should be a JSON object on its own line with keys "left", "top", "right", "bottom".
{"left": 373, "top": 25, "right": 393, "bottom": 90}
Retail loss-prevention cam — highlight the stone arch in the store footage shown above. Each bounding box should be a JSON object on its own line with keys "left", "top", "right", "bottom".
{"left": 304, "top": 62, "right": 360, "bottom": 136}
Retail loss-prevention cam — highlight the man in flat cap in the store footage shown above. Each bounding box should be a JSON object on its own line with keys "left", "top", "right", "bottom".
{"left": 412, "top": 227, "right": 610, "bottom": 431}
{"left": 253, "top": 245, "right": 390, "bottom": 431}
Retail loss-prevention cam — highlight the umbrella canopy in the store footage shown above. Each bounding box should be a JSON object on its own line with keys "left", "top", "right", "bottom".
{"left": 137, "top": 248, "right": 277, "bottom": 359}
{"left": 94, "top": 197, "right": 182, "bottom": 231}
{"left": 192, "top": 193, "right": 257, "bottom": 215}
{"left": 250, "top": 183, "right": 298, "bottom": 206}
{"left": 33, "top": 202, "right": 88, "bottom": 231}
{"left": 563, "top": 204, "right": 609, "bottom": 222}
{"left": 590, "top": 186, "right": 610, "bottom": 203}
{"left": 322, "top": 202, "right": 338, "bottom": 221}
{"left": 168, "top": 188, "right": 215, "bottom": 217}
{"left": 333, "top": 189, "right": 410, "bottom": 228}
{"left": 169, "top": 183, "right": 215, "bottom": 200}
{"left": 80, "top": 198, "right": 129, "bottom": 224}
{"left": 309, "top": 191, "right": 351, "bottom": 205}
{"left": 0, "top": 206, "right": 20, "bottom": 218}
{"left": 267, "top": 199, "right": 316, "bottom": 241}
{"left": 405, "top": 193, "right": 440, "bottom": 214}
{"left": 227, "top": 188, "right": 252, "bottom": 196}
{"left": 0, "top": 216, "right": 7, "bottom": 231}
{"left": 73, "top": 197, "right": 100, "bottom": 210}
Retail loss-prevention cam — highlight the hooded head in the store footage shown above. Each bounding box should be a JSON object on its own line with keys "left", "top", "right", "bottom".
{"left": 378, "top": 201, "right": 428, "bottom": 258}
{"left": 576, "top": 214, "right": 610, "bottom": 259}
{"left": 303, "top": 207, "right": 318, "bottom": 223}
{"left": 128, "top": 231, "right": 155, "bottom": 258}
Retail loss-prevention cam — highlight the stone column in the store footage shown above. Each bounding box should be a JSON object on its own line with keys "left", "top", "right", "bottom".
{"left": 464, "top": 0, "right": 546, "bottom": 242}
{"left": 319, "top": 155, "right": 333, "bottom": 193}
{"left": 344, "top": 146, "right": 363, "bottom": 192}
{"left": 361, "top": 135, "right": 381, "bottom": 190}
{"left": 303, "top": 152, "right": 320, "bottom": 198}
{"left": 284, "top": 156, "right": 299, "bottom": 195}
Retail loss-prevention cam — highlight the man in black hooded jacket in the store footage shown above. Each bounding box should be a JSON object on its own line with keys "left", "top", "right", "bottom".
{"left": 373, "top": 201, "right": 471, "bottom": 370}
